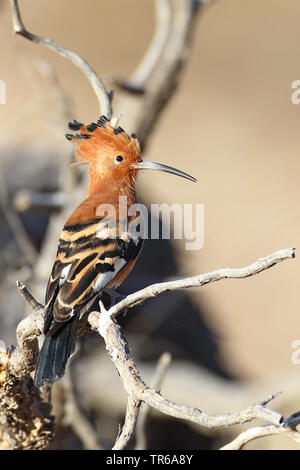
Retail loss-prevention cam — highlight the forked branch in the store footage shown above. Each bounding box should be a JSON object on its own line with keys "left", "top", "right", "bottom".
{"left": 1, "top": 248, "right": 295, "bottom": 449}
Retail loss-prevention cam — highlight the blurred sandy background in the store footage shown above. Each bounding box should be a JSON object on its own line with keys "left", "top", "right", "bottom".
{"left": 0, "top": 0, "right": 300, "bottom": 449}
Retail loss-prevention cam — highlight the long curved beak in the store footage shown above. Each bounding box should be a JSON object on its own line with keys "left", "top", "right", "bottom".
{"left": 131, "top": 160, "right": 197, "bottom": 183}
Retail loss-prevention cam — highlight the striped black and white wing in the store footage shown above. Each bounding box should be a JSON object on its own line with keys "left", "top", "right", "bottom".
{"left": 44, "top": 217, "right": 143, "bottom": 335}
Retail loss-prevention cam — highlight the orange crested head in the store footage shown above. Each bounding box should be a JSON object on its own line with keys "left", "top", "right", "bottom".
{"left": 66, "top": 116, "right": 142, "bottom": 192}
{"left": 66, "top": 115, "right": 196, "bottom": 196}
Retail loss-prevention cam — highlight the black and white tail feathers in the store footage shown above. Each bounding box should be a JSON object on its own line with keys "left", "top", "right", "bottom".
{"left": 34, "top": 314, "right": 79, "bottom": 388}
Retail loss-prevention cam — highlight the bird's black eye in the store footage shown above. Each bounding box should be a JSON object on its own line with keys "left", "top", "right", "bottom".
{"left": 116, "top": 155, "right": 123, "bottom": 162}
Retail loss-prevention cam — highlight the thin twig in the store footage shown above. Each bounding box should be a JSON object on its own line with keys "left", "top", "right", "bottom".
{"left": 9, "top": 0, "right": 111, "bottom": 118}
{"left": 220, "top": 422, "right": 300, "bottom": 450}
{"left": 61, "top": 367, "right": 103, "bottom": 450}
{"left": 113, "top": 397, "right": 141, "bottom": 450}
{"left": 116, "top": 0, "right": 172, "bottom": 93}
{"left": 13, "top": 190, "right": 66, "bottom": 213}
{"left": 149, "top": 352, "right": 172, "bottom": 391}
{"left": 114, "top": 0, "right": 207, "bottom": 148}
{"left": 135, "top": 352, "right": 172, "bottom": 450}
{"left": 109, "top": 248, "right": 295, "bottom": 318}
{"left": 8, "top": 281, "right": 44, "bottom": 376}
{"left": 16, "top": 280, "right": 43, "bottom": 313}
{"left": 0, "top": 170, "right": 38, "bottom": 266}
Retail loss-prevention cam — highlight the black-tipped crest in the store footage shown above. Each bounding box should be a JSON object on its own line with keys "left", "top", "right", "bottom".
{"left": 65, "top": 133, "right": 91, "bottom": 141}
{"left": 86, "top": 123, "right": 98, "bottom": 132}
{"left": 65, "top": 116, "right": 141, "bottom": 152}
{"left": 68, "top": 116, "right": 111, "bottom": 140}
{"left": 68, "top": 120, "right": 83, "bottom": 131}
{"left": 97, "top": 115, "right": 109, "bottom": 127}
{"left": 113, "top": 127, "right": 125, "bottom": 135}
{"left": 76, "top": 134, "right": 90, "bottom": 140}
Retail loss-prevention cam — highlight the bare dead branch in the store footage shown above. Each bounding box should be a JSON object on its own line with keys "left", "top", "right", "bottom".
{"left": 8, "top": 281, "right": 44, "bottom": 377}
{"left": 135, "top": 352, "right": 172, "bottom": 450}
{"left": 0, "top": 169, "right": 38, "bottom": 266}
{"left": 85, "top": 248, "right": 296, "bottom": 444}
{"left": 116, "top": 0, "right": 172, "bottom": 93}
{"left": 114, "top": 0, "right": 208, "bottom": 148}
{"left": 13, "top": 190, "right": 66, "bottom": 213}
{"left": 75, "top": 351, "right": 300, "bottom": 446}
{"left": 113, "top": 397, "right": 141, "bottom": 450}
{"left": 16, "top": 280, "right": 43, "bottom": 313}
{"left": 9, "top": 0, "right": 111, "bottom": 119}
{"left": 109, "top": 248, "right": 295, "bottom": 318}
{"left": 0, "top": 247, "right": 295, "bottom": 449}
{"left": 61, "top": 367, "right": 103, "bottom": 450}
{"left": 89, "top": 303, "right": 285, "bottom": 431}
{"left": 220, "top": 421, "right": 300, "bottom": 450}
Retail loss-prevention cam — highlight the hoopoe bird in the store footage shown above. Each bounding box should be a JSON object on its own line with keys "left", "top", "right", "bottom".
{"left": 34, "top": 115, "right": 196, "bottom": 387}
